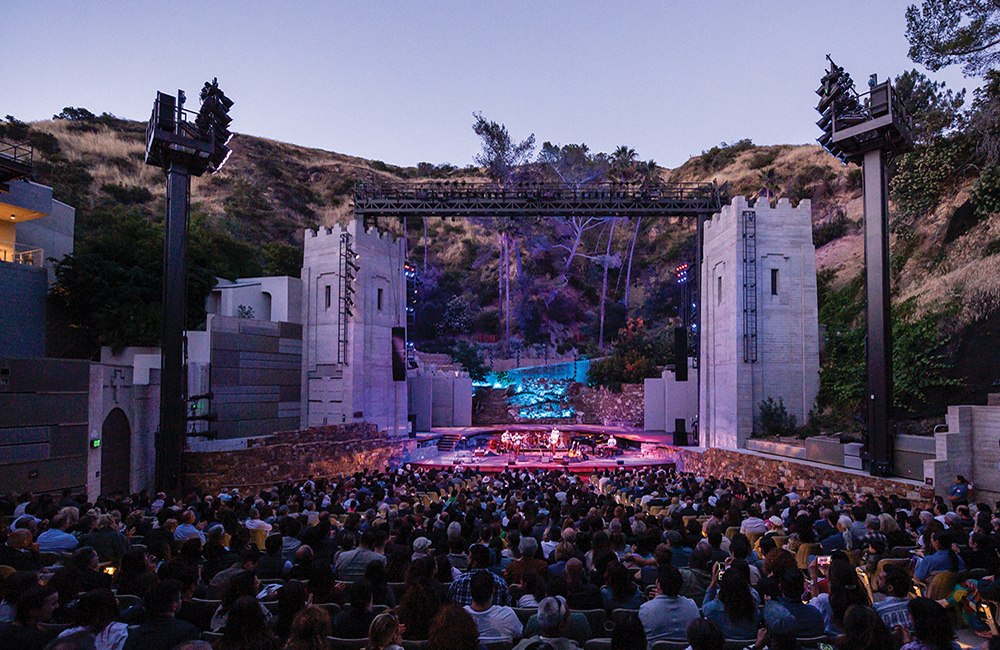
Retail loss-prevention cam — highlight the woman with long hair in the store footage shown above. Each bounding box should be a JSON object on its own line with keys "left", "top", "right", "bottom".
{"left": 809, "top": 558, "right": 870, "bottom": 636}
{"left": 367, "top": 611, "right": 403, "bottom": 650}
{"left": 836, "top": 605, "right": 895, "bottom": 650}
{"left": 217, "top": 596, "right": 280, "bottom": 650}
{"left": 211, "top": 570, "right": 273, "bottom": 632}
{"left": 702, "top": 561, "right": 760, "bottom": 640}
{"left": 902, "top": 597, "right": 960, "bottom": 650}
{"left": 273, "top": 580, "right": 308, "bottom": 640}
{"left": 114, "top": 549, "right": 157, "bottom": 599}
{"left": 365, "top": 560, "right": 395, "bottom": 608}
{"left": 426, "top": 605, "right": 480, "bottom": 650}
{"left": 601, "top": 561, "right": 643, "bottom": 611}
{"left": 611, "top": 610, "right": 648, "bottom": 650}
{"left": 395, "top": 576, "right": 441, "bottom": 641}
{"left": 282, "top": 605, "right": 331, "bottom": 650}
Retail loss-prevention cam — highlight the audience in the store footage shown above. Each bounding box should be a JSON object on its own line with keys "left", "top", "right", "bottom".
{"left": 0, "top": 464, "right": 997, "bottom": 650}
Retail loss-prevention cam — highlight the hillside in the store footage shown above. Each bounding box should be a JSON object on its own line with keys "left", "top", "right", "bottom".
{"left": 7, "top": 110, "right": 1000, "bottom": 424}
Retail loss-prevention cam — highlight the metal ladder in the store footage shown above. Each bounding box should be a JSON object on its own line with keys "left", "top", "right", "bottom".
{"left": 742, "top": 210, "right": 758, "bottom": 363}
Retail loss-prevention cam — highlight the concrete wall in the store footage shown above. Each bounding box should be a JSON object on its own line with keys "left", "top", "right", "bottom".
{"left": 302, "top": 218, "right": 408, "bottom": 434}
{"left": 207, "top": 276, "right": 303, "bottom": 324}
{"left": 644, "top": 365, "right": 699, "bottom": 433}
{"left": 0, "top": 357, "right": 90, "bottom": 495}
{"left": 408, "top": 371, "right": 472, "bottom": 429}
{"left": 0, "top": 263, "right": 46, "bottom": 357}
{"left": 699, "top": 197, "right": 819, "bottom": 450}
{"left": 192, "top": 315, "right": 303, "bottom": 439}
{"left": 925, "top": 398, "right": 1000, "bottom": 503}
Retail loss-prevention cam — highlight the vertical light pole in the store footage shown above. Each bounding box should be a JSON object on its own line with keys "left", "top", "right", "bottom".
{"left": 145, "top": 80, "right": 233, "bottom": 492}
{"left": 816, "top": 59, "right": 911, "bottom": 477}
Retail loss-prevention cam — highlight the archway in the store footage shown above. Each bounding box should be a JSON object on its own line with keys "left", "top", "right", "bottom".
{"left": 100, "top": 408, "right": 132, "bottom": 497}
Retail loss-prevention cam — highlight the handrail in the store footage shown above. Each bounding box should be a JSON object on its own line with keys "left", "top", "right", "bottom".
{"left": 0, "top": 139, "right": 33, "bottom": 166}
{"left": 0, "top": 239, "right": 43, "bottom": 267}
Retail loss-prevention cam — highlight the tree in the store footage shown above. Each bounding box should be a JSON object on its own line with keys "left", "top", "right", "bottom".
{"left": 893, "top": 69, "right": 966, "bottom": 144}
{"left": 587, "top": 318, "right": 669, "bottom": 386}
{"left": 610, "top": 146, "right": 638, "bottom": 182}
{"left": 906, "top": 0, "right": 1000, "bottom": 76}
{"left": 597, "top": 218, "right": 621, "bottom": 349}
{"left": 472, "top": 112, "right": 535, "bottom": 185}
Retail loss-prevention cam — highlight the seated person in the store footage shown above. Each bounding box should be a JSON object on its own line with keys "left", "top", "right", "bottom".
{"left": 463, "top": 570, "right": 522, "bottom": 643}
{"left": 122, "top": 579, "right": 201, "bottom": 650}
{"left": 332, "top": 579, "right": 375, "bottom": 639}
{"left": 514, "top": 596, "right": 582, "bottom": 650}
{"left": 639, "top": 564, "right": 700, "bottom": 642}
{"left": 769, "top": 568, "right": 825, "bottom": 639}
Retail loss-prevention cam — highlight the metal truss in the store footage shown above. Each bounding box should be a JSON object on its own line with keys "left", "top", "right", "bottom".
{"left": 353, "top": 180, "right": 727, "bottom": 220}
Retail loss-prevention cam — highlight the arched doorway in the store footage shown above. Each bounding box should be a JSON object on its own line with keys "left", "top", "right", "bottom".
{"left": 100, "top": 408, "right": 131, "bottom": 497}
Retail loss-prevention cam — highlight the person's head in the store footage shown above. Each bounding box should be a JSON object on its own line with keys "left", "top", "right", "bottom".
{"left": 537, "top": 595, "right": 570, "bottom": 637}
{"left": 2, "top": 570, "right": 39, "bottom": 606}
{"left": 72, "top": 546, "right": 99, "bottom": 571}
{"left": 467, "top": 543, "right": 490, "bottom": 570}
{"left": 880, "top": 563, "right": 913, "bottom": 598}
{"left": 426, "top": 604, "right": 480, "bottom": 650}
{"left": 564, "top": 558, "right": 585, "bottom": 585}
{"left": 657, "top": 564, "right": 684, "bottom": 598}
{"left": 518, "top": 535, "right": 538, "bottom": 559}
{"left": 264, "top": 533, "right": 283, "bottom": 556}
{"left": 610, "top": 610, "right": 647, "bottom": 650}
{"left": 16, "top": 584, "right": 58, "bottom": 626}
{"left": 222, "top": 596, "right": 269, "bottom": 644}
{"left": 840, "top": 605, "right": 894, "bottom": 650}
{"left": 146, "top": 579, "right": 183, "bottom": 617}
{"left": 779, "top": 568, "right": 805, "bottom": 602}
{"left": 686, "top": 617, "right": 725, "bottom": 650}
{"left": 368, "top": 612, "right": 402, "bottom": 650}
{"left": 221, "top": 570, "right": 258, "bottom": 611}
{"left": 469, "top": 569, "right": 494, "bottom": 607}
{"left": 908, "top": 597, "right": 956, "bottom": 650}
{"left": 44, "top": 630, "right": 97, "bottom": 650}
{"left": 73, "top": 589, "right": 119, "bottom": 633}
{"left": 349, "top": 579, "right": 374, "bottom": 613}
{"left": 717, "top": 566, "right": 756, "bottom": 624}
{"left": 6, "top": 528, "right": 33, "bottom": 550}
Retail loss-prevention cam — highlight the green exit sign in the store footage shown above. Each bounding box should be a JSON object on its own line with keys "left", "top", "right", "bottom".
{"left": 90, "top": 439, "right": 102, "bottom": 449}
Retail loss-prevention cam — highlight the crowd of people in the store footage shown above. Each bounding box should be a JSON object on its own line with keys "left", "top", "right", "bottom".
{"left": 0, "top": 465, "right": 998, "bottom": 650}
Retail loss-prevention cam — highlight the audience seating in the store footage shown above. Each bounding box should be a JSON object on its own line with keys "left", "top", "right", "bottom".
{"left": 576, "top": 609, "right": 608, "bottom": 636}
{"left": 649, "top": 640, "right": 689, "bottom": 650}
{"left": 326, "top": 637, "right": 368, "bottom": 650}
{"left": 583, "top": 640, "right": 612, "bottom": 650}
{"left": 201, "top": 631, "right": 223, "bottom": 643}
{"left": 115, "top": 594, "right": 142, "bottom": 611}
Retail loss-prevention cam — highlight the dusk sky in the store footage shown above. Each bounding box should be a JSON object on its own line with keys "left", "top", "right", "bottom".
{"left": 2, "top": 1, "right": 976, "bottom": 169}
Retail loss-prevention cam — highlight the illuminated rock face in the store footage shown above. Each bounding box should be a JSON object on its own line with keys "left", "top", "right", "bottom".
{"left": 699, "top": 197, "right": 820, "bottom": 450}
{"left": 301, "top": 218, "right": 408, "bottom": 435}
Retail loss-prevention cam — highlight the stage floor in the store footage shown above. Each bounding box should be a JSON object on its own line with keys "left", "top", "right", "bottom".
{"left": 410, "top": 449, "right": 676, "bottom": 474}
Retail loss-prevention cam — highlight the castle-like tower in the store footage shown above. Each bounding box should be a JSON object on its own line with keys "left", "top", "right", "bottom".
{"left": 301, "top": 218, "right": 408, "bottom": 435}
{"left": 699, "top": 197, "right": 820, "bottom": 449}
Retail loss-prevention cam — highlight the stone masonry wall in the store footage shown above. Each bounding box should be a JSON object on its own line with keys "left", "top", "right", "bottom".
{"left": 572, "top": 384, "right": 645, "bottom": 426}
{"left": 183, "top": 423, "right": 413, "bottom": 494}
{"left": 671, "top": 447, "right": 934, "bottom": 506}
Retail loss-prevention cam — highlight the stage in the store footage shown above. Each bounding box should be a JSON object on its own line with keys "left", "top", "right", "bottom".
{"left": 409, "top": 425, "right": 683, "bottom": 474}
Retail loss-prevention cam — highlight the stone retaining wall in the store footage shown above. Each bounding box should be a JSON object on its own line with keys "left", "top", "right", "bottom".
{"left": 182, "top": 423, "right": 413, "bottom": 493}
{"left": 670, "top": 447, "right": 934, "bottom": 505}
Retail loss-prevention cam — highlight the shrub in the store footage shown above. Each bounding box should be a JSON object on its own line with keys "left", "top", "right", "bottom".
{"left": 102, "top": 183, "right": 153, "bottom": 205}
{"left": 971, "top": 163, "right": 1000, "bottom": 215}
{"left": 755, "top": 397, "right": 797, "bottom": 438}
{"left": 747, "top": 151, "right": 777, "bottom": 170}
{"left": 813, "top": 214, "right": 850, "bottom": 247}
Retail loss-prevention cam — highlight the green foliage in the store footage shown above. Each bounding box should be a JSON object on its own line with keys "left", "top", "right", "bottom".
{"left": 53, "top": 107, "right": 97, "bottom": 121}
{"left": 101, "top": 183, "right": 153, "bottom": 205}
{"left": 262, "top": 242, "right": 302, "bottom": 277}
{"left": 437, "top": 295, "right": 473, "bottom": 336}
{"left": 890, "top": 137, "right": 973, "bottom": 222}
{"left": 754, "top": 397, "right": 797, "bottom": 438}
{"left": 34, "top": 158, "right": 94, "bottom": 210}
{"left": 29, "top": 130, "right": 60, "bottom": 155}
{"left": 813, "top": 213, "right": 851, "bottom": 248}
{"left": 472, "top": 112, "right": 536, "bottom": 183}
{"left": 0, "top": 115, "right": 30, "bottom": 141}
{"left": 906, "top": 1, "right": 1000, "bottom": 76}
{"left": 450, "top": 341, "right": 488, "bottom": 382}
{"left": 846, "top": 168, "right": 863, "bottom": 191}
{"left": 893, "top": 69, "right": 966, "bottom": 144}
{"left": 587, "top": 318, "right": 669, "bottom": 386}
{"left": 699, "top": 139, "right": 754, "bottom": 172}
{"left": 747, "top": 151, "right": 777, "bottom": 170}
{"left": 817, "top": 275, "right": 959, "bottom": 422}
{"left": 971, "top": 163, "right": 1000, "bottom": 215}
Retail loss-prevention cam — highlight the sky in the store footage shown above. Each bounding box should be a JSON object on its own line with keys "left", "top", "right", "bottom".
{"left": 1, "top": 1, "right": 980, "bottom": 170}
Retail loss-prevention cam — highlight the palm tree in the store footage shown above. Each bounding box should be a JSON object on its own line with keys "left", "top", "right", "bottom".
{"left": 611, "top": 146, "right": 638, "bottom": 182}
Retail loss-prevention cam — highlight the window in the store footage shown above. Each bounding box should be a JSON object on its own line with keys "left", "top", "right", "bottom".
{"left": 325, "top": 285, "right": 331, "bottom": 310}
{"left": 717, "top": 276, "right": 723, "bottom": 304}
{"left": 770, "top": 269, "right": 779, "bottom": 296}
{"left": 377, "top": 287, "right": 383, "bottom": 311}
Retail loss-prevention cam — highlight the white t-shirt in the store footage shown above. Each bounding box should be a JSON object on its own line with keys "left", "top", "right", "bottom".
{"left": 464, "top": 604, "right": 524, "bottom": 642}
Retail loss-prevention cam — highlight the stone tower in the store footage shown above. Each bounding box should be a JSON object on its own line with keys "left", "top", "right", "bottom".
{"left": 698, "top": 196, "right": 820, "bottom": 449}
{"left": 301, "top": 218, "right": 408, "bottom": 435}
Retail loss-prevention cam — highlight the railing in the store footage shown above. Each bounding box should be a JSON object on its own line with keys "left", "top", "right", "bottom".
{"left": 0, "top": 240, "right": 43, "bottom": 267}
{"left": 0, "top": 139, "right": 33, "bottom": 166}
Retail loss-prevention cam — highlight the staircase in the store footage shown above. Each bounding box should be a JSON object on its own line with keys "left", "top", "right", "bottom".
{"left": 437, "top": 432, "right": 464, "bottom": 453}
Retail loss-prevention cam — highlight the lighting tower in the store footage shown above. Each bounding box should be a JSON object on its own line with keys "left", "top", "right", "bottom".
{"left": 815, "top": 56, "right": 912, "bottom": 477}
{"left": 145, "top": 79, "right": 234, "bottom": 492}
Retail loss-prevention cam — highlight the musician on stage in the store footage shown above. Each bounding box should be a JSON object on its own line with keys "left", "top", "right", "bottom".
{"left": 512, "top": 432, "right": 521, "bottom": 461}
{"left": 549, "top": 428, "right": 560, "bottom": 459}
{"left": 607, "top": 435, "right": 618, "bottom": 457}
{"left": 501, "top": 430, "right": 511, "bottom": 454}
